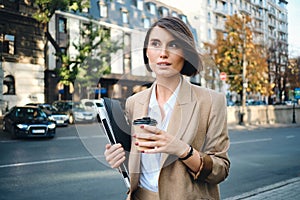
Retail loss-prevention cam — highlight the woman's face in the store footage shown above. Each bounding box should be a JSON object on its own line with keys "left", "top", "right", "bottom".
{"left": 146, "top": 26, "right": 184, "bottom": 78}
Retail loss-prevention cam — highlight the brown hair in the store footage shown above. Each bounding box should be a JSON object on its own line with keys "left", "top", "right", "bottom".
{"left": 143, "top": 16, "right": 203, "bottom": 76}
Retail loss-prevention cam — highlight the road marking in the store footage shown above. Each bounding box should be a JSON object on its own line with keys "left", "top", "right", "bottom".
{"left": 0, "top": 155, "right": 103, "bottom": 169}
{"left": 286, "top": 135, "right": 295, "bottom": 139}
{"left": 58, "top": 135, "right": 106, "bottom": 140}
{"left": 0, "top": 135, "right": 106, "bottom": 143}
{"left": 231, "top": 138, "right": 272, "bottom": 145}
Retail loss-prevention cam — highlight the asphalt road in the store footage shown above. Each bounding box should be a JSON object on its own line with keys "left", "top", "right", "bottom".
{"left": 0, "top": 123, "right": 299, "bottom": 200}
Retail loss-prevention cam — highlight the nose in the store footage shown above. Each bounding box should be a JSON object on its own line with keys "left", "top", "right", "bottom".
{"left": 159, "top": 47, "right": 168, "bottom": 58}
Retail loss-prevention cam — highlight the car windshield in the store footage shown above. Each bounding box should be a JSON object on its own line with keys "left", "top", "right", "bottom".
{"left": 15, "top": 108, "right": 47, "bottom": 119}
{"left": 73, "top": 102, "right": 85, "bottom": 110}
{"left": 95, "top": 102, "right": 103, "bottom": 107}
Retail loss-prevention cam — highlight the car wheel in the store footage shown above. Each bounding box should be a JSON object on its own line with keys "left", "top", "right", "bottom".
{"left": 11, "top": 127, "right": 18, "bottom": 140}
{"left": 69, "top": 115, "right": 74, "bottom": 124}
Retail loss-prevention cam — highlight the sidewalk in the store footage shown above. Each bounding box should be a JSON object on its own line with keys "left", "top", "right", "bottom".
{"left": 224, "top": 177, "right": 300, "bottom": 200}
{"left": 228, "top": 122, "right": 300, "bottom": 131}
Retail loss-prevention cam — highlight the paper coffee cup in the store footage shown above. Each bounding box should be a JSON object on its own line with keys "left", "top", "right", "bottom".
{"left": 133, "top": 117, "right": 157, "bottom": 151}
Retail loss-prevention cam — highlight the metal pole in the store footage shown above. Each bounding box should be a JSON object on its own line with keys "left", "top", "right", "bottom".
{"left": 292, "top": 100, "right": 296, "bottom": 123}
{"left": 239, "top": 15, "right": 247, "bottom": 125}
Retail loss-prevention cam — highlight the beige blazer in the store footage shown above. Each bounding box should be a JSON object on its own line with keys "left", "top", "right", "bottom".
{"left": 125, "top": 78, "right": 230, "bottom": 200}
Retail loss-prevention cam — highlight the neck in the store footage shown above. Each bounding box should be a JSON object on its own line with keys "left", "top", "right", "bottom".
{"left": 155, "top": 75, "right": 181, "bottom": 103}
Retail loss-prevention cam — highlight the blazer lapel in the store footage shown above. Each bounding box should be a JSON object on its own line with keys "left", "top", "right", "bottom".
{"left": 160, "top": 79, "right": 197, "bottom": 167}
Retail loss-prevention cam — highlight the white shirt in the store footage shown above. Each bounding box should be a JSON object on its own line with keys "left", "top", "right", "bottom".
{"left": 139, "top": 78, "right": 182, "bottom": 192}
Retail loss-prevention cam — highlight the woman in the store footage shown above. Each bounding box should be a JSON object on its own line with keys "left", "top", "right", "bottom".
{"left": 104, "top": 16, "right": 230, "bottom": 200}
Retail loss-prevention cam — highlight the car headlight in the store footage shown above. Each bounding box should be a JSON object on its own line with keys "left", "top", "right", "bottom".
{"left": 48, "top": 123, "right": 56, "bottom": 129}
{"left": 17, "top": 124, "right": 29, "bottom": 129}
{"left": 48, "top": 116, "right": 55, "bottom": 121}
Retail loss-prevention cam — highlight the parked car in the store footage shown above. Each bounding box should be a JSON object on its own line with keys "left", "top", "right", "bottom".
{"left": 81, "top": 99, "right": 104, "bottom": 122}
{"left": 52, "top": 100, "right": 95, "bottom": 124}
{"left": 2, "top": 106, "right": 56, "bottom": 139}
{"left": 26, "top": 103, "right": 69, "bottom": 126}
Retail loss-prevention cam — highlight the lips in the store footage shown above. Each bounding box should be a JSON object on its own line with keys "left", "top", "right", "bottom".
{"left": 157, "top": 61, "right": 171, "bottom": 66}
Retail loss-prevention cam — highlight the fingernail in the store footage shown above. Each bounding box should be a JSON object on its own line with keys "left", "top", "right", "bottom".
{"left": 141, "top": 150, "right": 145, "bottom": 153}
{"left": 140, "top": 125, "right": 144, "bottom": 129}
{"left": 132, "top": 134, "right": 136, "bottom": 138}
{"left": 135, "top": 142, "right": 139, "bottom": 146}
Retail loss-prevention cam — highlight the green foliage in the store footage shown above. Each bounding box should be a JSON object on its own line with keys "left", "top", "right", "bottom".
{"left": 69, "top": 21, "right": 123, "bottom": 88}
{"left": 33, "top": 0, "right": 119, "bottom": 88}
{"left": 33, "top": 0, "right": 87, "bottom": 24}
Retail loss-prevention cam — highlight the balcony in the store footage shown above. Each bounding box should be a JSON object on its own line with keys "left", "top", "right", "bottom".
{"left": 213, "top": 8, "right": 228, "bottom": 16}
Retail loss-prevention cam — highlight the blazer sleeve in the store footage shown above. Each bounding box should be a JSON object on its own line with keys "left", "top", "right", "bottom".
{"left": 125, "top": 96, "right": 134, "bottom": 127}
{"left": 199, "top": 91, "right": 230, "bottom": 184}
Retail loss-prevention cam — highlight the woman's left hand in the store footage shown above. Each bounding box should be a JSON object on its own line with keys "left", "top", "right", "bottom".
{"left": 134, "top": 125, "right": 188, "bottom": 157}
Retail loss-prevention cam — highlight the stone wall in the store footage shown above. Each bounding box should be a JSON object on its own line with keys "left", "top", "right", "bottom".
{"left": 227, "top": 105, "right": 300, "bottom": 125}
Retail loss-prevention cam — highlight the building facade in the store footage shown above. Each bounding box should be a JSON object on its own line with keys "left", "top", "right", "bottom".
{"left": 46, "top": 0, "right": 193, "bottom": 103}
{"left": 0, "top": 1, "right": 45, "bottom": 112}
{"left": 160, "top": 0, "right": 289, "bottom": 103}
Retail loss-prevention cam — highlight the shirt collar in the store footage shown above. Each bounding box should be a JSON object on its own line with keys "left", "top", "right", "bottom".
{"left": 149, "top": 76, "right": 182, "bottom": 110}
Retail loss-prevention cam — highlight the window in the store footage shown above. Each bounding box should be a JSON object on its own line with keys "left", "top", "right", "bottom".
{"left": 171, "top": 12, "right": 178, "bottom": 17}
{"left": 208, "top": 28, "right": 212, "bottom": 40}
{"left": 180, "top": 15, "right": 187, "bottom": 24}
{"left": 99, "top": 3, "right": 108, "bottom": 18}
{"left": 3, "top": 75, "right": 15, "bottom": 95}
{"left": 124, "top": 33, "right": 131, "bottom": 73}
{"left": 148, "top": 3, "right": 156, "bottom": 15}
{"left": 2, "top": 34, "right": 15, "bottom": 55}
{"left": 58, "top": 17, "right": 67, "bottom": 33}
{"left": 143, "top": 18, "right": 150, "bottom": 28}
{"left": 159, "top": 7, "right": 169, "bottom": 17}
{"left": 122, "top": 11, "right": 129, "bottom": 24}
{"left": 137, "top": 0, "right": 143, "bottom": 10}
{"left": 207, "top": 12, "right": 211, "bottom": 23}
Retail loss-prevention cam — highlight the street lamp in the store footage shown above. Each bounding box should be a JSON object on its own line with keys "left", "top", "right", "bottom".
{"left": 239, "top": 14, "right": 247, "bottom": 125}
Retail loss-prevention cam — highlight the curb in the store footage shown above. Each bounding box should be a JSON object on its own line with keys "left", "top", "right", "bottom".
{"left": 224, "top": 177, "right": 300, "bottom": 200}
{"left": 228, "top": 123, "right": 300, "bottom": 131}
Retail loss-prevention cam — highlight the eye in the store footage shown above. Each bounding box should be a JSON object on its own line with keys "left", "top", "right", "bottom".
{"left": 168, "top": 41, "right": 181, "bottom": 49}
{"left": 149, "top": 40, "right": 161, "bottom": 48}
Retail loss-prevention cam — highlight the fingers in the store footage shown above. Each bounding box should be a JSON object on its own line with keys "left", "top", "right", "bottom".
{"left": 104, "top": 143, "right": 126, "bottom": 169}
{"left": 142, "top": 125, "right": 163, "bottom": 135}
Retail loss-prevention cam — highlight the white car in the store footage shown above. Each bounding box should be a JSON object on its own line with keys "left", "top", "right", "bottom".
{"left": 81, "top": 99, "right": 104, "bottom": 122}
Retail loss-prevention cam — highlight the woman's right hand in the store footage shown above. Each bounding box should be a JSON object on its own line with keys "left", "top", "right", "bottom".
{"left": 104, "top": 143, "right": 126, "bottom": 169}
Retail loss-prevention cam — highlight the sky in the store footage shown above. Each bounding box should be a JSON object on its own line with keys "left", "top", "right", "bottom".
{"left": 287, "top": 1, "right": 300, "bottom": 58}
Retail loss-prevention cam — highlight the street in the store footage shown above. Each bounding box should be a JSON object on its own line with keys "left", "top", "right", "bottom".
{"left": 0, "top": 123, "right": 299, "bottom": 200}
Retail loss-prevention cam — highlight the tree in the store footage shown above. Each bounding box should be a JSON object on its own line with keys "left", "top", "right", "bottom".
{"left": 201, "top": 42, "right": 220, "bottom": 90}
{"left": 33, "top": 0, "right": 88, "bottom": 56}
{"left": 212, "top": 14, "right": 273, "bottom": 102}
{"left": 70, "top": 21, "right": 122, "bottom": 98}
{"left": 287, "top": 57, "right": 300, "bottom": 89}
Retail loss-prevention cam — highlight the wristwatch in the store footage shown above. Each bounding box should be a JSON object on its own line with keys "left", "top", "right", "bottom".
{"left": 179, "top": 145, "right": 193, "bottom": 161}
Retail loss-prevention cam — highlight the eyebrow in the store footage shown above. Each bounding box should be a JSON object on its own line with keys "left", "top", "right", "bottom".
{"left": 149, "top": 38, "right": 160, "bottom": 42}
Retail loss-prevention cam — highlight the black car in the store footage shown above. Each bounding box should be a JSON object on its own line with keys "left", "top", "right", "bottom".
{"left": 2, "top": 106, "right": 56, "bottom": 139}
